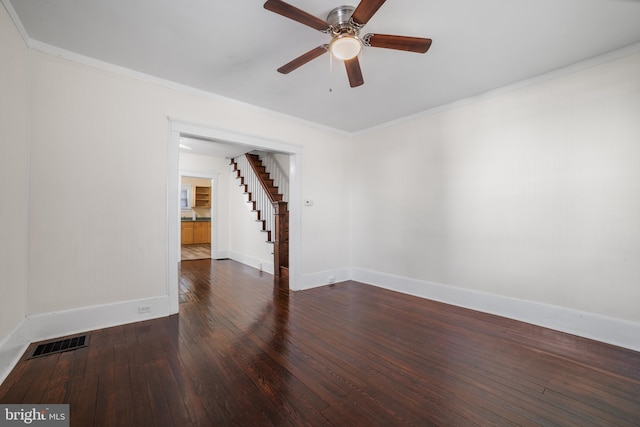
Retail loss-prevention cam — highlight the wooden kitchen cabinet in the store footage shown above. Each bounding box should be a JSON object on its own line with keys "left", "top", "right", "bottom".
{"left": 181, "top": 222, "right": 194, "bottom": 245}
{"left": 194, "top": 186, "right": 211, "bottom": 208}
{"left": 193, "top": 221, "right": 210, "bottom": 244}
{"left": 181, "top": 221, "right": 210, "bottom": 245}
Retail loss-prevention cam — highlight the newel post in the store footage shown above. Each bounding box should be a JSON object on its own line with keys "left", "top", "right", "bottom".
{"left": 273, "top": 201, "right": 289, "bottom": 278}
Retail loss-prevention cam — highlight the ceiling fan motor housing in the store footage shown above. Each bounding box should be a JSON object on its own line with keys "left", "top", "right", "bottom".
{"left": 327, "top": 5, "right": 358, "bottom": 35}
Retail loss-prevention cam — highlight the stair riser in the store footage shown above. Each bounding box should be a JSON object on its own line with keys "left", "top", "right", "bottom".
{"left": 236, "top": 154, "right": 289, "bottom": 283}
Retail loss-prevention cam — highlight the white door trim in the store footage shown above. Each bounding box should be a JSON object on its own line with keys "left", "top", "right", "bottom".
{"left": 167, "top": 118, "right": 302, "bottom": 314}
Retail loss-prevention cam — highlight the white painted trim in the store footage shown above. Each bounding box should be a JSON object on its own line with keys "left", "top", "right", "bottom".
{"left": 0, "top": 319, "right": 29, "bottom": 385}
{"left": 0, "top": 295, "right": 170, "bottom": 385}
{"left": 350, "top": 267, "right": 640, "bottom": 352}
{"left": 29, "top": 38, "right": 640, "bottom": 136}
{"left": 299, "top": 268, "right": 351, "bottom": 291}
{"left": 13, "top": 22, "right": 640, "bottom": 137}
{"left": 27, "top": 296, "right": 171, "bottom": 343}
{"left": 212, "top": 250, "right": 230, "bottom": 260}
{"left": 167, "top": 129, "right": 180, "bottom": 315}
{"left": 0, "top": 0, "right": 32, "bottom": 386}
{"left": 167, "top": 119, "right": 303, "bottom": 302}
{"left": 1, "top": 0, "right": 31, "bottom": 47}
{"left": 29, "top": 40, "right": 350, "bottom": 136}
{"left": 3, "top": 267, "right": 637, "bottom": 385}
{"left": 287, "top": 152, "right": 301, "bottom": 290}
{"left": 170, "top": 119, "right": 303, "bottom": 155}
{"left": 355, "top": 41, "right": 640, "bottom": 136}
{"left": 227, "top": 251, "right": 274, "bottom": 275}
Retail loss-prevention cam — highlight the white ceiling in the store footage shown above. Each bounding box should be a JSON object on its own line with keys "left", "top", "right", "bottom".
{"left": 7, "top": 0, "right": 640, "bottom": 133}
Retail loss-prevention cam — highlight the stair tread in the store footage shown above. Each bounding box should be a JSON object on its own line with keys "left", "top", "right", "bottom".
{"left": 236, "top": 153, "right": 289, "bottom": 283}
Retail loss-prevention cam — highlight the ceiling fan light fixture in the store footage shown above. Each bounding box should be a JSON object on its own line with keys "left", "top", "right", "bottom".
{"left": 330, "top": 34, "right": 362, "bottom": 60}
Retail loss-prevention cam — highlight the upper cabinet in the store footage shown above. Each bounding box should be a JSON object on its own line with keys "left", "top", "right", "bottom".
{"left": 194, "top": 186, "right": 211, "bottom": 208}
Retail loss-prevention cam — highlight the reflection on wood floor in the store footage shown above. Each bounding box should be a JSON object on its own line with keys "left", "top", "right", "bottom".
{"left": 181, "top": 243, "right": 210, "bottom": 261}
{"left": 1, "top": 259, "right": 639, "bottom": 425}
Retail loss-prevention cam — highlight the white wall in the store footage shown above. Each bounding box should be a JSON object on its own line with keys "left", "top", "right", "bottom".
{"left": 227, "top": 168, "right": 276, "bottom": 273}
{"left": 352, "top": 52, "right": 640, "bottom": 329}
{"left": 26, "top": 48, "right": 351, "bottom": 315}
{"left": 3, "top": 4, "right": 639, "bottom": 385}
{"left": 178, "top": 151, "right": 280, "bottom": 270}
{"left": 0, "top": 3, "right": 30, "bottom": 374}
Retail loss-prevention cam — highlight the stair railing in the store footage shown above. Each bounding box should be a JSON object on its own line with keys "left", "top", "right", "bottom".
{"left": 233, "top": 153, "right": 289, "bottom": 280}
{"left": 259, "top": 153, "right": 289, "bottom": 202}
{"left": 235, "top": 155, "right": 275, "bottom": 242}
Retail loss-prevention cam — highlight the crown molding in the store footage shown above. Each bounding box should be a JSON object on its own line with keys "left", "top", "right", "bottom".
{"left": 355, "top": 41, "right": 640, "bottom": 136}
{"left": 28, "top": 40, "right": 351, "bottom": 138}
{"left": 1, "top": 0, "right": 30, "bottom": 47}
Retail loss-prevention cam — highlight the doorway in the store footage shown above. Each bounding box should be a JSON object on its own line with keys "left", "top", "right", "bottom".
{"left": 167, "top": 120, "right": 302, "bottom": 314}
{"left": 180, "top": 175, "right": 214, "bottom": 261}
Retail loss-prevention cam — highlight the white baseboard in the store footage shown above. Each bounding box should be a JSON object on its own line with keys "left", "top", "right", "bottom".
{"left": 3, "top": 267, "right": 638, "bottom": 386}
{"left": 0, "top": 319, "right": 29, "bottom": 386}
{"left": 298, "top": 268, "right": 351, "bottom": 290}
{"left": 0, "top": 295, "right": 171, "bottom": 385}
{"left": 27, "top": 296, "right": 171, "bottom": 343}
{"left": 212, "top": 250, "right": 230, "bottom": 260}
{"left": 227, "top": 250, "right": 274, "bottom": 275}
{"left": 350, "top": 267, "right": 640, "bottom": 352}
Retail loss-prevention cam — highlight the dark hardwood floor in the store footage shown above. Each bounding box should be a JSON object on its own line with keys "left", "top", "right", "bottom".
{"left": 1, "top": 259, "right": 639, "bottom": 426}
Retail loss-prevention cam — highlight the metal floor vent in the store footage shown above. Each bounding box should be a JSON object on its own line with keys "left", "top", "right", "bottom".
{"left": 27, "top": 335, "right": 88, "bottom": 359}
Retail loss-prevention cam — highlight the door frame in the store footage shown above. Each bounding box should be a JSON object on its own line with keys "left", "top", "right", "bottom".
{"left": 167, "top": 119, "right": 302, "bottom": 314}
{"left": 178, "top": 173, "right": 218, "bottom": 259}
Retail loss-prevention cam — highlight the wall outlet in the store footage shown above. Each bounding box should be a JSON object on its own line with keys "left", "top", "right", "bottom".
{"left": 328, "top": 276, "right": 336, "bottom": 284}
{"left": 138, "top": 306, "right": 151, "bottom": 314}
{"left": 304, "top": 199, "right": 314, "bottom": 206}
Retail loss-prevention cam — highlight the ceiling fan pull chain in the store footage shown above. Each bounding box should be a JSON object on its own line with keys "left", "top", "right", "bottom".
{"left": 329, "top": 48, "right": 334, "bottom": 74}
{"left": 329, "top": 52, "right": 340, "bottom": 93}
{"left": 330, "top": 49, "right": 335, "bottom": 87}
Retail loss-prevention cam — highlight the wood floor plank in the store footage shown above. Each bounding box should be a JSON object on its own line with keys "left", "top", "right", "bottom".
{"left": 181, "top": 244, "right": 211, "bottom": 261}
{"left": 40, "top": 350, "right": 73, "bottom": 404}
{"left": 0, "top": 351, "right": 57, "bottom": 403}
{"left": 1, "top": 259, "right": 640, "bottom": 426}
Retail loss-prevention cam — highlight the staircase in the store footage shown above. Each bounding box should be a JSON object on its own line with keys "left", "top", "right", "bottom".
{"left": 230, "top": 153, "right": 289, "bottom": 281}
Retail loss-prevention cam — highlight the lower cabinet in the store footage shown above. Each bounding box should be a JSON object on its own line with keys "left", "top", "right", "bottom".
{"left": 181, "top": 222, "right": 194, "bottom": 245}
{"left": 181, "top": 221, "right": 210, "bottom": 245}
{"left": 194, "top": 221, "right": 210, "bottom": 244}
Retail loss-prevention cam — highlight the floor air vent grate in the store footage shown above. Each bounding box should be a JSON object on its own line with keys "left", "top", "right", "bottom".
{"left": 27, "top": 335, "right": 88, "bottom": 359}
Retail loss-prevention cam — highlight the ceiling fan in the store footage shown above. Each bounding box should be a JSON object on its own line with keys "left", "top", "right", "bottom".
{"left": 263, "top": 0, "right": 432, "bottom": 88}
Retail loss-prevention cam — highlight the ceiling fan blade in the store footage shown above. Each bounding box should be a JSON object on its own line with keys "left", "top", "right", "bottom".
{"left": 364, "top": 33, "right": 432, "bottom": 53}
{"left": 264, "top": 0, "right": 330, "bottom": 31}
{"left": 277, "top": 45, "right": 328, "bottom": 74}
{"left": 351, "top": 0, "right": 387, "bottom": 26}
{"left": 344, "top": 57, "right": 364, "bottom": 88}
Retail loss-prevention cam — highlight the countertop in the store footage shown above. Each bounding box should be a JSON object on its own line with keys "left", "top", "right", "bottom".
{"left": 181, "top": 217, "right": 211, "bottom": 222}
